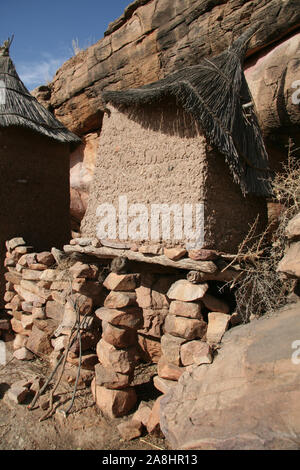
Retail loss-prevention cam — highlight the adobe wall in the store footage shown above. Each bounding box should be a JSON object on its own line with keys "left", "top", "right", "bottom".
{"left": 0, "top": 127, "right": 71, "bottom": 304}
{"left": 81, "top": 105, "right": 267, "bottom": 252}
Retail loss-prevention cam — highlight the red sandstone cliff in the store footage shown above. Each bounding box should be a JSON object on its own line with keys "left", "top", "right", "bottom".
{"left": 32, "top": 0, "right": 300, "bottom": 225}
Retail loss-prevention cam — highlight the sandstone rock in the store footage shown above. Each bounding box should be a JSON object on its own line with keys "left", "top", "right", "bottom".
{"left": 138, "top": 308, "right": 168, "bottom": 339}
{"left": 51, "top": 290, "right": 68, "bottom": 305}
{"left": 45, "top": 301, "right": 64, "bottom": 322}
{"left": 137, "top": 335, "right": 161, "bottom": 364}
{"left": 6, "top": 281, "right": 14, "bottom": 291}
{"left": 96, "top": 307, "right": 143, "bottom": 329}
{"left": 133, "top": 401, "right": 152, "bottom": 427}
{"left": 21, "top": 314, "right": 34, "bottom": 330}
{"left": 18, "top": 254, "right": 28, "bottom": 267}
{"left": 139, "top": 245, "right": 163, "bottom": 255}
{"left": 69, "top": 330, "right": 101, "bottom": 354}
{"left": 36, "top": 252, "right": 55, "bottom": 266}
{"left": 51, "top": 247, "right": 65, "bottom": 265}
{"left": 167, "top": 280, "right": 209, "bottom": 302}
{"left": 153, "top": 375, "right": 177, "bottom": 394}
{"left": 28, "top": 263, "right": 48, "bottom": 271}
{"left": 69, "top": 261, "right": 99, "bottom": 279}
{"left": 32, "top": 307, "right": 46, "bottom": 320}
{"left": 26, "top": 325, "right": 53, "bottom": 356}
{"left": 188, "top": 249, "right": 219, "bottom": 261}
{"left": 96, "top": 339, "right": 136, "bottom": 374}
{"left": 22, "top": 269, "right": 41, "bottom": 281}
{"left": 147, "top": 396, "right": 163, "bottom": 436}
{"left": 160, "top": 302, "right": 300, "bottom": 450}
{"left": 286, "top": 213, "right": 300, "bottom": 240}
{"left": 11, "top": 318, "right": 30, "bottom": 336}
{"left": 95, "top": 364, "right": 133, "bottom": 390}
{"left": 157, "top": 356, "right": 184, "bottom": 381}
{"left": 14, "top": 285, "right": 47, "bottom": 305}
{"left": 180, "top": 341, "right": 213, "bottom": 367}
{"left": 51, "top": 335, "right": 67, "bottom": 352}
{"left": 135, "top": 285, "right": 152, "bottom": 309}
{"left": 7, "top": 237, "right": 26, "bottom": 251}
{"left": 13, "top": 347, "right": 34, "bottom": 361}
{"left": 4, "top": 257, "right": 16, "bottom": 268}
{"left": 13, "top": 334, "right": 28, "bottom": 351}
{"left": 4, "top": 291, "right": 15, "bottom": 303}
{"left": 26, "top": 253, "right": 37, "bottom": 266}
{"left": 202, "top": 294, "right": 230, "bottom": 314}
{"left": 164, "top": 315, "right": 207, "bottom": 340}
{"left": 50, "top": 281, "right": 70, "bottom": 291}
{"left": 10, "top": 294, "right": 22, "bottom": 311}
{"left": 164, "top": 247, "right": 187, "bottom": 261}
{"left": 277, "top": 242, "right": 300, "bottom": 278}
{"left": 102, "top": 322, "right": 137, "bottom": 349}
{"left": 103, "top": 273, "right": 140, "bottom": 292}
{"left": 104, "top": 291, "right": 137, "bottom": 309}
{"left": 33, "top": 318, "right": 58, "bottom": 336}
{"left": 72, "top": 278, "right": 103, "bottom": 299}
{"left": 5, "top": 270, "right": 22, "bottom": 285}
{"left": 67, "top": 352, "right": 99, "bottom": 370}
{"left": 21, "top": 302, "right": 34, "bottom": 313}
{"left": 65, "top": 293, "right": 93, "bottom": 316}
{"left": 117, "top": 420, "right": 143, "bottom": 441}
{"left": 40, "top": 269, "right": 58, "bottom": 281}
{"left": 91, "top": 379, "right": 137, "bottom": 418}
{"left": 206, "top": 312, "right": 230, "bottom": 345}
{"left": 15, "top": 246, "right": 33, "bottom": 255}
{"left": 7, "top": 386, "right": 30, "bottom": 404}
{"left": 169, "top": 300, "right": 202, "bottom": 319}
{"left": 161, "top": 334, "right": 187, "bottom": 366}
{"left": 49, "top": 350, "right": 63, "bottom": 368}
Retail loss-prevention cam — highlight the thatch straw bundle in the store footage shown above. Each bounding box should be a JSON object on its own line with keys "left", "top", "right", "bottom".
{"left": 0, "top": 44, "right": 80, "bottom": 146}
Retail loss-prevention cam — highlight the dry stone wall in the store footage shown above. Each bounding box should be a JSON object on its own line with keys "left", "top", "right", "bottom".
{"left": 1, "top": 235, "right": 243, "bottom": 423}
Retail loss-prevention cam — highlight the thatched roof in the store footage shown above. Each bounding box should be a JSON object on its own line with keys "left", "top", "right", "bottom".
{"left": 0, "top": 43, "right": 81, "bottom": 147}
{"left": 102, "top": 25, "right": 271, "bottom": 196}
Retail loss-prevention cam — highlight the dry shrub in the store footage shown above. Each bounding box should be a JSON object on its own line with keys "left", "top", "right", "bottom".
{"left": 233, "top": 140, "right": 300, "bottom": 322}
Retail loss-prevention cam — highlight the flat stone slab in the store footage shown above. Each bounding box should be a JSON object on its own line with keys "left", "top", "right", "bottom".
{"left": 160, "top": 302, "right": 300, "bottom": 450}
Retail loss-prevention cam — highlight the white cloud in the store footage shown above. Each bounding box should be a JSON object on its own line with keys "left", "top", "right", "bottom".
{"left": 17, "top": 53, "right": 69, "bottom": 90}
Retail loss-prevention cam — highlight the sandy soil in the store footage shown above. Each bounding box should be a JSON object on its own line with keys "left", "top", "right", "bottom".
{"left": 0, "top": 342, "right": 167, "bottom": 451}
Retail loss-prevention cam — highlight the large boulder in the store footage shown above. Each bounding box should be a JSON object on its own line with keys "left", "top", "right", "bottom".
{"left": 160, "top": 302, "right": 300, "bottom": 450}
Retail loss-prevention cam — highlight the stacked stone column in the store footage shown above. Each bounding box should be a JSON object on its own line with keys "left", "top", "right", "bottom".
{"left": 155, "top": 278, "right": 230, "bottom": 394}
{"left": 92, "top": 272, "right": 143, "bottom": 418}
{"left": 4, "top": 237, "right": 57, "bottom": 360}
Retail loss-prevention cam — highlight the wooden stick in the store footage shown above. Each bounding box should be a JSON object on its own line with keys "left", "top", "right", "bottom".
{"left": 63, "top": 245, "right": 218, "bottom": 274}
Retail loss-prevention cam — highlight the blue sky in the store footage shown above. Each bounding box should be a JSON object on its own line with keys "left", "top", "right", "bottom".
{"left": 0, "top": 0, "right": 131, "bottom": 90}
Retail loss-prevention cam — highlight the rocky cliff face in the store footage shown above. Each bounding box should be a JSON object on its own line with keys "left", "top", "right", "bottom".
{"left": 33, "top": 0, "right": 300, "bottom": 224}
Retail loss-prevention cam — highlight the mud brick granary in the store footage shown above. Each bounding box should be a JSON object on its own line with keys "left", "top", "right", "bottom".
{"left": 82, "top": 26, "right": 271, "bottom": 253}
{"left": 0, "top": 39, "right": 81, "bottom": 304}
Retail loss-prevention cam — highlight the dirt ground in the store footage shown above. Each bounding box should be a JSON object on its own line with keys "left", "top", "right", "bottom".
{"left": 0, "top": 342, "right": 167, "bottom": 451}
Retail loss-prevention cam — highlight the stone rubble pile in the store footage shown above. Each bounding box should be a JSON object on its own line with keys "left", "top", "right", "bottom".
{"left": 2, "top": 238, "right": 103, "bottom": 386}
{"left": 1, "top": 236, "right": 242, "bottom": 433}
{"left": 154, "top": 278, "right": 232, "bottom": 399}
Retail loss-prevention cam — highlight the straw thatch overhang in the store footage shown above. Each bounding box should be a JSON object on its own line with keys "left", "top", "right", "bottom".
{"left": 102, "top": 25, "right": 271, "bottom": 197}
{"left": 0, "top": 43, "right": 81, "bottom": 148}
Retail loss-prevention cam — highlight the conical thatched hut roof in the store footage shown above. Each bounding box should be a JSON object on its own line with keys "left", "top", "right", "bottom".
{"left": 0, "top": 40, "right": 81, "bottom": 147}
{"left": 102, "top": 25, "right": 271, "bottom": 197}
